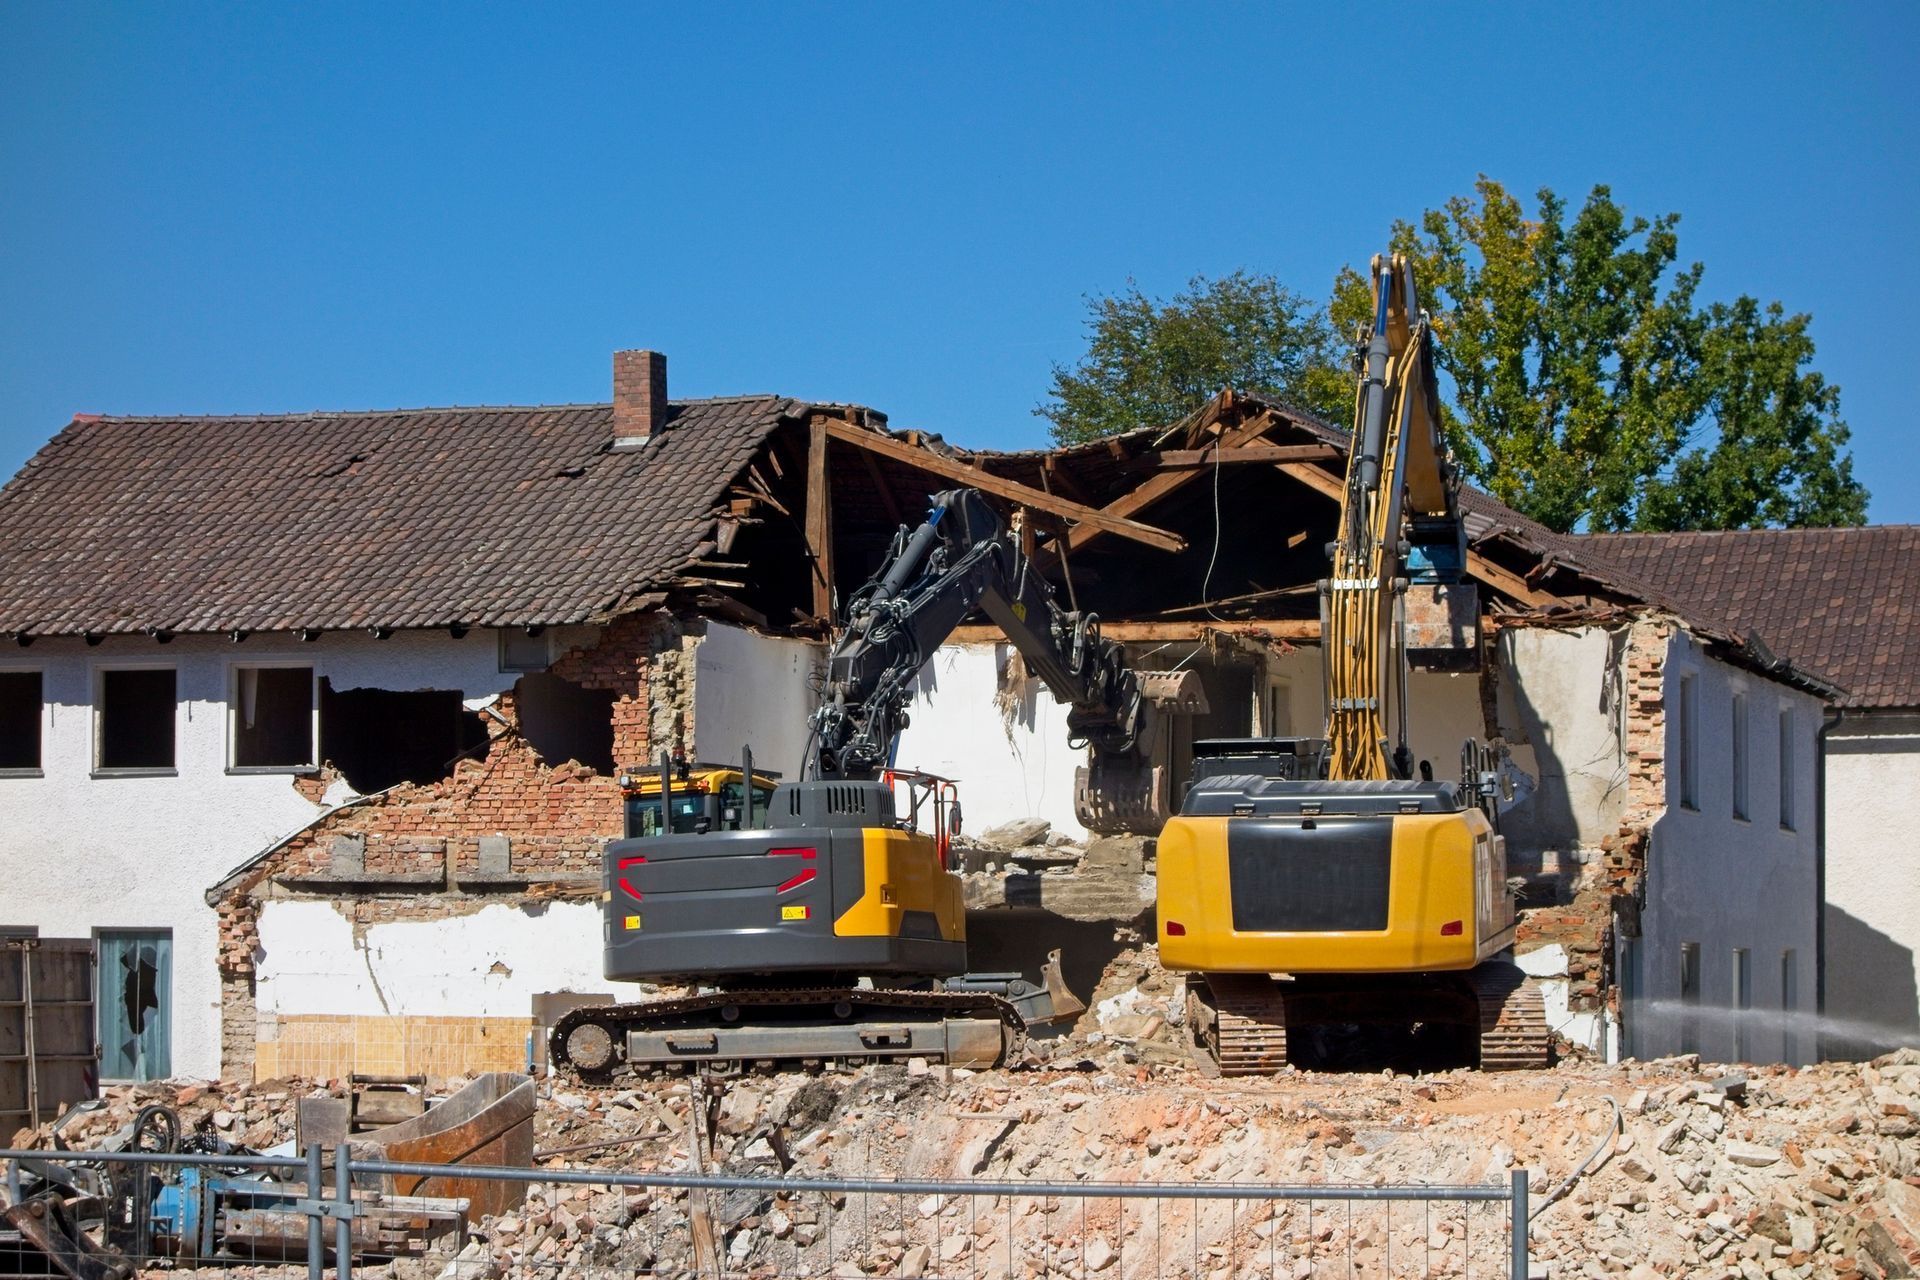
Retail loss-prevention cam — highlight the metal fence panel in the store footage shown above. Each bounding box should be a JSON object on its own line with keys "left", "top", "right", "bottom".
{"left": 3, "top": 1144, "right": 1531, "bottom": 1280}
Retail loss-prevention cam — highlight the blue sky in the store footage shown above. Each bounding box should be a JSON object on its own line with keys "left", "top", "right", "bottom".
{"left": 4, "top": 4, "right": 1916, "bottom": 521}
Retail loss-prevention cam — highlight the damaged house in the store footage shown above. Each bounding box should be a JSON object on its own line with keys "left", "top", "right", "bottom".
{"left": 0, "top": 354, "right": 1842, "bottom": 1104}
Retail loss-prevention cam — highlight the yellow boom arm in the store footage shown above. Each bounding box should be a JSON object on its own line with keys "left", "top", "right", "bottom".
{"left": 1322, "top": 255, "right": 1458, "bottom": 781}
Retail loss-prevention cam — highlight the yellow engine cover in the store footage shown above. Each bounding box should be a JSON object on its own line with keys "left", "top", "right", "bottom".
{"left": 832, "top": 827, "right": 967, "bottom": 942}
{"left": 1156, "top": 808, "right": 1514, "bottom": 974}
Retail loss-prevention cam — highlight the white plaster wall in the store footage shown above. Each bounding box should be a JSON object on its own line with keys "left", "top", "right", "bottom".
{"left": 0, "top": 627, "right": 591, "bottom": 1079}
{"left": 255, "top": 899, "right": 633, "bottom": 1018}
{"left": 1821, "top": 712, "right": 1920, "bottom": 1058}
{"left": 895, "top": 643, "right": 1090, "bottom": 842}
{"left": 1492, "top": 627, "right": 1629, "bottom": 852}
{"left": 690, "top": 624, "right": 820, "bottom": 783}
{"left": 1628, "top": 631, "right": 1823, "bottom": 1065}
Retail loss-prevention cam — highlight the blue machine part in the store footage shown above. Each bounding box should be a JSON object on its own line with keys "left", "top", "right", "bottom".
{"left": 1407, "top": 539, "right": 1466, "bottom": 584}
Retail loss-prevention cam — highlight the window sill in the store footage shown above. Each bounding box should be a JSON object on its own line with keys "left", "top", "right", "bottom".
{"left": 91, "top": 768, "right": 179, "bottom": 779}
{"left": 226, "top": 765, "right": 321, "bottom": 776}
{"left": 0, "top": 769, "right": 44, "bottom": 779}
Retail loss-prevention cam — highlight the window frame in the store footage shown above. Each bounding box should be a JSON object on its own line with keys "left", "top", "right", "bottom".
{"left": 226, "top": 662, "right": 319, "bottom": 775}
{"left": 91, "top": 663, "right": 180, "bottom": 778}
{"left": 498, "top": 629, "right": 552, "bottom": 673}
{"left": 1778, "top": 707, "right": 1796, "bottom": 831}
{"left": 1730, "top": 689, "right": 1750, "bottom": 821}
{"left": 94, "top": 926, "right": 172, "bottom": 1082}
{"left": 0, "top": 664, "right": 45, "bottom": 778}
{"left": 1677, "top": 674, "right": 1699, "bottom": 811}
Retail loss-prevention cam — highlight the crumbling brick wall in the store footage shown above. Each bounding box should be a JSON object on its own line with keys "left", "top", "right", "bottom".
{"left": 1512, "top": 616, "right": 1671, "bottom": 1013}
{"left": 213, "top": 609, "right": 689, "bottom": 1079}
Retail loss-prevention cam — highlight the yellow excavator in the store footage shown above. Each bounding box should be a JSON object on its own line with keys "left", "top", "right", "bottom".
{"left": 1156, "top": 254, "right": 1549, "bottom": 1074}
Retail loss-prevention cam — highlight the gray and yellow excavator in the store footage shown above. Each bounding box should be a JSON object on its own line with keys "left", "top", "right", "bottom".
{"left": 1156, "top": 255, "right": 1550, "bottom": 1074}
{"left": 553, "top": 488, "right": 1196, "bottom": 1079}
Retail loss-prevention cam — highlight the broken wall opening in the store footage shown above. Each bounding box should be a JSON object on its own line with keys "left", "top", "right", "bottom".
{"left": 318, "top": 679, "right": 489, "bottom": 793}
{"left": 514, "top": 672, "right": 616, "bottom": 773}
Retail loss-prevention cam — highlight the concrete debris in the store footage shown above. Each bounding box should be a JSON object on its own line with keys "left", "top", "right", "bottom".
{"left": 979, "top": 817, "right": 1051, "bottom": 848}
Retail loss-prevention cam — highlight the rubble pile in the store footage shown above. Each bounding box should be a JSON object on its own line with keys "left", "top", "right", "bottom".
{"left": 7, "top": 1074, "right": 335, "bottom": 1154}
{"left": 8, "top": 952, "right": 1919, "bottom": 1279}
{"left": 456, "top": 1041, "right": 1920, "bottom": 1280}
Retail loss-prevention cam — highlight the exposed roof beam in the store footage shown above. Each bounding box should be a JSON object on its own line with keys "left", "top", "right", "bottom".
{"left": 1154, "top": 443, "right": 1341, "bottom": 467}
{"left": 1275, "top": 461, "right": 1561, "bottom": 609}
{"left": 950, "top": 619, "right": 1321, "bottom": 643}
{"left": 820, "top": 418, "right": 1185, "bottom": 554}
{"left": 1031, "top": 406, "right": 1285, "bottom": 568}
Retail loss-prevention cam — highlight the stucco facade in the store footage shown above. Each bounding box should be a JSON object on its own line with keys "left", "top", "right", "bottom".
{"left": 0, "top": 627, "right": 570, "bottom": 1078}
{"left": 1822, "top": 711, "right": 1920, "bottom": 1058}
{"left": 1623, "top": 628, "right": 1824, "bottom": 1065}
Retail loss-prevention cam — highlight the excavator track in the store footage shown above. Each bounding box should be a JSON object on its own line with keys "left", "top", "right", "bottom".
{"left": 1188, "top": 976, "right": 1290, "bottom": 1076}
{"left": 1469, "top": 961, "right": 1552, "bottom": 1071}
{"left": 550, "top": 986, "right": 1027, "bottom": 1081}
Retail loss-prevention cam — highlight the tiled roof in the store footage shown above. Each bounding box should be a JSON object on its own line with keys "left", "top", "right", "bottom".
{"left": 1586, "top": 527, "right": 1920, "bottom": 709}
{"left": 0, "top": 397, "right": 805, "bottom": 635}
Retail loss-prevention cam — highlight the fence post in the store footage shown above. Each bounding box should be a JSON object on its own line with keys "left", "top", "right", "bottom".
{"left": 335, "top": 1141, "right": 354, "bottom": 1280}
{"left": 1510, "top": 1169, "right": 1530, "bottom": 1280}
{"left": 306, "top": 1142, "right": 326, "bottom": 1280}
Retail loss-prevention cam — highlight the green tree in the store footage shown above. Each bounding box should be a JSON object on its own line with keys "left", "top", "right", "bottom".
{"left": 1347, "top": 178, "right": 1867, "bottom": 531}
{"left": 1038, "top": 272, "right": 1350, "bottom": 445}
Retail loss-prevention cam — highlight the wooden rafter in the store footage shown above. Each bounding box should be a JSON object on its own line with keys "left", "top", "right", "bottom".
{"left": 819, "top": 418, "right": 1185, "bottom": 554}
{"left": 1275, "top": 460, "right": 1562, "bottom": 609}
{"left": 1031, "top": 406, "right": 1285, "bottom": 568}
{"left": 949, "top": 619, "right": 1322, "bottom": 644}
{"left": 805, "top": 418, "right": 834, "bottom": 621}
{"left": 1155, "top": 443, "right": 1341, "bottom": 467}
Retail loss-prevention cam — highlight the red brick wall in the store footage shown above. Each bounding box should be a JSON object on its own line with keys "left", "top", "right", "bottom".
{"left": 215, "top": 610, "right": 681, "bottom": 1077}
{"left": 1512, "top": 618, "right": 1671, "bottom": 1013}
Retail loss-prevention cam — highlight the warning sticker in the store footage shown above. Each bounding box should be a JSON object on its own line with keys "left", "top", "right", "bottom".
{"left": 781, "top": 905, "right": 810, "bottom": 921}
{"left": 623, "top": 914, "right": 642, "bottom": 931}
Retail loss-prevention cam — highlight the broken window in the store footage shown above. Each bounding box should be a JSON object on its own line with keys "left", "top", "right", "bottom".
{"left": 231, "top": 665, "right": 315, "bottom": 770}
{"left": 318, "top": 679, "right": 489, "bottom": 793}
{"left": 0, "top": 670, "right": 41, "bottom": 772}
{"left": 499, "top": 629, "right": 550, "bottom": 672}
{"left": 95, "top": 668, "right": 176, "bottom": 772}
{"left": 1778, "top": 709, "right": 1795, "bottom": 831}
{"left": 97, "top": 928, "right": 170, "bottom": 1081}
{"left": 1731, "top": 691, "right": 1749, "bottom": 820}
{"left": 1781, "top": 949, "right": 1800, "bottom": 1062}
{"left": 514, "top": 671, "right": 615, "bottom": 773}
{"left": 1677, "top": 675, "right": 1698, "bottom": 810}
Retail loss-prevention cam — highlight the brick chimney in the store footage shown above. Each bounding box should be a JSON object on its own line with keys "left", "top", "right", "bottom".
{"left": 612, "top": 349, "right": 668, "bottom": 449}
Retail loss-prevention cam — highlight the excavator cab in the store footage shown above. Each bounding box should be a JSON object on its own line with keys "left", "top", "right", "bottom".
{"left": 621, "top": 763, "right": 779, "bottom": 838}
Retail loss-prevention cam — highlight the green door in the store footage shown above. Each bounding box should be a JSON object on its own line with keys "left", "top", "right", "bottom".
{"left": 97, "top": 930, "right": 170, "bottom": 1080}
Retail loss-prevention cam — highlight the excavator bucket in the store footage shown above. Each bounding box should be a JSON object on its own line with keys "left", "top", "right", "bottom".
{"left": 1404, "top": 582, "right": 1482, "bottom": 672}
{"left": 1076, "top": 670, "right": 1210, "bottom": 834}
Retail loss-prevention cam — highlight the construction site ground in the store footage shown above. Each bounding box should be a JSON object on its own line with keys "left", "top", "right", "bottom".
{"left": 12, "top": 949, "right": 1920, "bottom": 1280}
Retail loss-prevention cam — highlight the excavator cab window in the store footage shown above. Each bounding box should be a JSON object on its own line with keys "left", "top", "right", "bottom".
{"left": 718, "top": 782, "right": 775, "bottom": 830}
{"left": 625, "top": 793, "right": 710, "bottom": 838}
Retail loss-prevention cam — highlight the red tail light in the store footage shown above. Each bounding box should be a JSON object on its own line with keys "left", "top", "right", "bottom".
{"left": 1165, "top": 921, "right": 1187, "bottom": 937}
{"left": 1440, "top": 919, "right": 1463, "bottom": 937}
{"left": 617, "top": 853, "right": 647, "bottom": 902}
